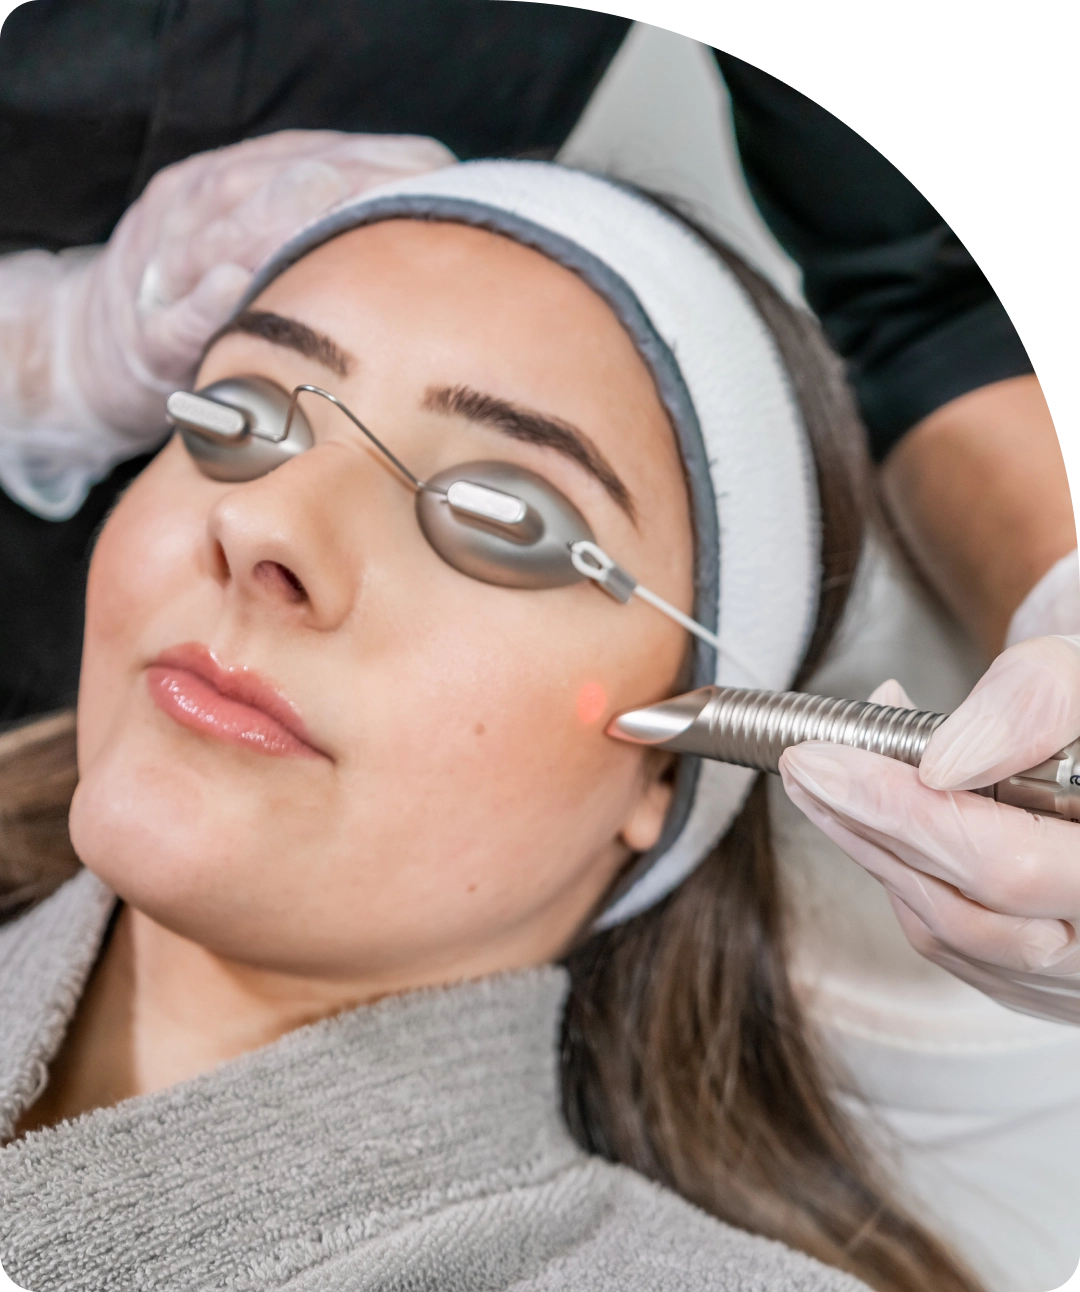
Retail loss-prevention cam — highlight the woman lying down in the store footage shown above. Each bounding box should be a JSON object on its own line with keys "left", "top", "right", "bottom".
{"left": 0, "top": 162, "right": 984, "bottom": 1292}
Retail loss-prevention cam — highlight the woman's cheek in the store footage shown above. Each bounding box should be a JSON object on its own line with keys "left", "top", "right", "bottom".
{"left": 79, "top": 466, "right": 209, "bottom": 753}
{"left": 86, "top": 469, "right": 203, "bottom": 657}
{"left": 381, "top": 617, "right": 594, "bottom": 795}
{"left": 576, "top": 679, "right": 608, "bottom": 726}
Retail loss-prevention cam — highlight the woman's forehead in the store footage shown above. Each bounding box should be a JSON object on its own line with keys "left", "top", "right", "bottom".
{"left": 247, "top": 218, "right": 685, "bottom": 495}
{"left": 259, "top": 217, "right": 626, "bottom": 325}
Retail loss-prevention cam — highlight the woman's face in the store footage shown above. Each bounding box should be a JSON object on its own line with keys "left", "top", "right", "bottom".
{"left": 71, "top": 218, "right": 694, "bottom": 990}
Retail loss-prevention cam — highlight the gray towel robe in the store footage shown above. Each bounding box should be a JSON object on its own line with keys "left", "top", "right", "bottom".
{"left": 0, "top": 870, "right": 868, "bottom": 1291}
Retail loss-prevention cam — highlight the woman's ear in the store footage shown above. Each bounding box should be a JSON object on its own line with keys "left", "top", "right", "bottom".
{"left": 618, "top": 753, "right": 675, "bottom": 853}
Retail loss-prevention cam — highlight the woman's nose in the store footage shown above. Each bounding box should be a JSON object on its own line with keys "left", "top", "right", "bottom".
{"left": 205, "top": 446, "right": 366, "bottom": 632}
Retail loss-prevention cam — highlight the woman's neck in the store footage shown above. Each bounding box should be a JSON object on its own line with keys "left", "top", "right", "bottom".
{"left": 14, "top": 903, "right": 373, "bottom": 1135}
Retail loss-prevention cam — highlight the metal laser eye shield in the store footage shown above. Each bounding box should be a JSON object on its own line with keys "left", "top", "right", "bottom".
{"left": 165, "top": 375, "right": 720, "bottom": 649}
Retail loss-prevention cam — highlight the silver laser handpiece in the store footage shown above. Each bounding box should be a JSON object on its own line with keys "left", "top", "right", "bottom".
{"left": 609, "top": 686, "right": 1080, "bottom": 822}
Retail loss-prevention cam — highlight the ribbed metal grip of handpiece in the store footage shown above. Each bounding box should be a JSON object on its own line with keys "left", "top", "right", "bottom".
{"left": 609, "top": 685, "right": 1080, "bottom": 822}
{"left": 638, "top": 687, "right": 947, "bottom": 771}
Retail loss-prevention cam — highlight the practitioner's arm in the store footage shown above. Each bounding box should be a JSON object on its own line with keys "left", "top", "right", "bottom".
{"left": 881, "top": 374, "right": 1076, "bottom": 656}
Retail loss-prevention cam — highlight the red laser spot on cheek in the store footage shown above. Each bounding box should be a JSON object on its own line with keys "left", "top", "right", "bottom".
{"left": 576, "top": 681, "right": 608, "bottom": 725}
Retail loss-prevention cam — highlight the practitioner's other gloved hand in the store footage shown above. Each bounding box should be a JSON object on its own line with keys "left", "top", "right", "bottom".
{"left": 0, "top": 129, "right": 454, "bottom": 519}
{"left": 780, "top": 634, "right": 1080, "bottom": 1026}
{"left": 1005, "top": 549, "right": 1080, "bottom": 646}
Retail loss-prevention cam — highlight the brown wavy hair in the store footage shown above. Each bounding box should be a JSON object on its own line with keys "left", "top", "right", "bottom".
{"left": 0, "top": 193, "right": 982, "bottom": 1292}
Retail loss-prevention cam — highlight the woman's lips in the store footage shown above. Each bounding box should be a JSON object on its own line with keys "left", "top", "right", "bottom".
{"left": 146, "top": 643, "right": 324, "bottom": 759}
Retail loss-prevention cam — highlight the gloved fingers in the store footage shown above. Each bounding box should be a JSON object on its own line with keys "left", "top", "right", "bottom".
{"left": 152, "top": 131, "right": 452, "bottom": 251}
{"left": 147, "top": 159, "right": 354, "bottom": 307}
{"left": 140, "top": 129, "right": 355, "bottom": 207}
{"left": 781, "top": 741, "right": 1080, "bottom": 919}
{"left": 122, "top": 134, "right": 347, "bottom": 262}
{"left": 130, "top": 130, "right": 451, "bottom": 259}
{"left": 144, "top": 154, "right": 356, "bottom": 304}
{"left": 780, "top": 754, "right": 1080, "bottom": 1007}
{"left": 920, "top": 634, "right": 1080, "bottom": 791}
{"left": 894, "top": 918, "right": 1080, "bottom": 1025}
{"left": 782, "top": 770, "right": 955, "bottom": 903}
{"left": 215, "top": 149, "right": 394, "bottom": 255}
{"left": 321, "top": 132, "right": 454, "bottom": 170}
{"left": 140, "top": 263, "right": 254, "bottom": 381}
{"left": 137, "top": 134, "right": 455, "bottom": 313}
{"left": 884, "top": 877, "right": 1079, "bottom": 974}
{"left": 887, "top": 893, "right": 1080, "bottom": 1026}
{"left": 867, "top": 678, "right": 915, "bottom": 709}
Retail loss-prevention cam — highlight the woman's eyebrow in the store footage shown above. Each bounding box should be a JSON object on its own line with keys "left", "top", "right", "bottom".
{"left": 422, "top": 384, "right": 636, "bottom": 521}
{"left": 210, "top": 310, "right": 355, "bottom": 378}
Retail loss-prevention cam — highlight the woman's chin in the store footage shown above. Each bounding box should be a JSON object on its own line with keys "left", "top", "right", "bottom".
{"left": 69, "top": 733, "right": 272, "bottom": 926}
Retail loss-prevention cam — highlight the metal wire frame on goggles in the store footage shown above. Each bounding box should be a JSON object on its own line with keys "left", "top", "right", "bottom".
{"left": 165, "top": 374, "right": 722, "bottom": 652}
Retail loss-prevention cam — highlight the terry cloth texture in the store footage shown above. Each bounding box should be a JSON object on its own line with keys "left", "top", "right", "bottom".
{"left": 0, "top": 870, "right": 870, "bottom": 1292}
{"left": 237, "top": 159, "right": 820, "bottom": 926}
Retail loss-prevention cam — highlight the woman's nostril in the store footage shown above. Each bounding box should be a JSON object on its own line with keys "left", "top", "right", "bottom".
{"left": 253, "top": 559, "right": 308, "bottom": 604}
{"left": 211, "top": 540, "right": 230, "bottom": 584}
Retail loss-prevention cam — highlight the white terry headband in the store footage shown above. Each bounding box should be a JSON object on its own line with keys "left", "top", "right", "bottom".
{"left": 240, "top": 160, "right": 821, "bottom": 927}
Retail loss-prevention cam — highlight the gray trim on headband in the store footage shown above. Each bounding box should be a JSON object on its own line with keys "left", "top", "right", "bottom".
{"left": 240, "top": 191, "right": 722, "bottom": 883}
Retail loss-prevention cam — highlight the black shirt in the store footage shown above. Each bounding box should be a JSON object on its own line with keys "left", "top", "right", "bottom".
{"left": 0, "top": 0, "right": 1032, "bottom": 720}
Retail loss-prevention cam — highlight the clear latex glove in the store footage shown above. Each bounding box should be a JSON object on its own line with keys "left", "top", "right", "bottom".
{"left": 1005, "top": 549, "right": 1080, "bottom": 646}
{"left": 780, "top": 635, "right": 1080, "bottom": 1025}
{"left": 0, "top": 129, "right": 454, "bottom": 519}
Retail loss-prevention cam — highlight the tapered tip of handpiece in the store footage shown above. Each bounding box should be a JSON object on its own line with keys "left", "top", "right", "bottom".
{"left": 607, "top": 688, "right": 714, "bottom": 747}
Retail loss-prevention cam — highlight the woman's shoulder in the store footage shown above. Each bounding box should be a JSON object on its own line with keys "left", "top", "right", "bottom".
{"left": 290, "top": 1152, "right": 873, "bottom": 1292}
{"left": 541, "top": 1158, "right": 872, "bottom": 1292}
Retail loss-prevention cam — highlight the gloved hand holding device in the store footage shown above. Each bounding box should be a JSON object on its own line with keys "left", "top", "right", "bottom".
{"left": 0, "top": 129, "right": 454, "bottom": 519}
{"left": 781, "top": 628, "right": 1080, "bottom": 1026}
